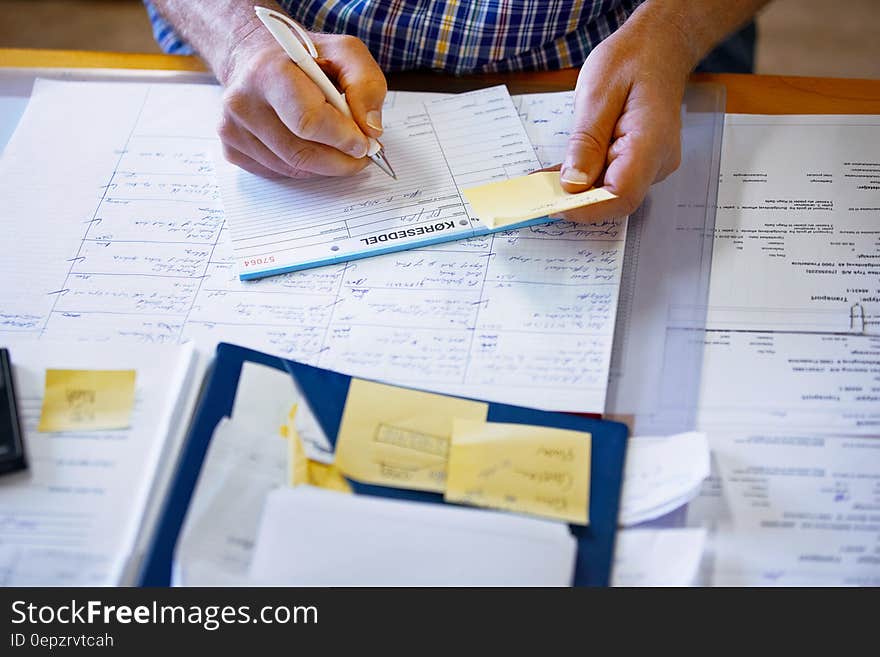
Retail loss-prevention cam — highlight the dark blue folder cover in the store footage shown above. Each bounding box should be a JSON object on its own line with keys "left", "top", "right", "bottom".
{"left": 141, "top": 343, "right": 629, "bottom": 587}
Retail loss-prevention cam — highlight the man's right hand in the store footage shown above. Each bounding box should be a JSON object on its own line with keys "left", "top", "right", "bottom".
{"left": 217, "top": 23, "right": 388, "bottom": 179}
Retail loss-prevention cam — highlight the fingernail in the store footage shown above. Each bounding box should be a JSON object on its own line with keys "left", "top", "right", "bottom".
{"left": 366, "top": 110, "right": 383, "bottom": 133}
{"left": 560, "top": 167, "right": 590, "bottom": 186}
{"left": 348, "top": 139, "right": 369, "bottom": 158}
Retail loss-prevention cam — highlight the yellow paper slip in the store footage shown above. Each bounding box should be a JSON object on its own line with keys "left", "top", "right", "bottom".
{"left": 445, "top": 420, "right": 591, "bottom": 525}
{"left": 284, "top": 404, "right": 352, "bottom": 494}
{"left": 334, "top": 378, "right": 488, "bottom": 492}
{"left": 38, "top": 369, "right": 136, "bottom": 432}
{"left": 304, "top": 461, "right": 353, "bottom": 494}
{"left": 462, "top": 171, "right": 617, "bottom": 229}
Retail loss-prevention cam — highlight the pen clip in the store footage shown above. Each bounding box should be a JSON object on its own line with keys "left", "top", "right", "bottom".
{"left": 254, "top": 7, "right": 318, "bottom": 60}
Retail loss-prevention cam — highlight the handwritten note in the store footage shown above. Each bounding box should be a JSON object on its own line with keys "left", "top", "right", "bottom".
{"left": 445, "top": 420, "right": 591, "bottom": 525}
{"left": 463, "top": 172, "right": 617, "bottom": 229}
{"left": 334, "top": 378, "right": 488, "bottom": 492}
{"left": 37, "top": 369, "right": 136, "bottom": 432}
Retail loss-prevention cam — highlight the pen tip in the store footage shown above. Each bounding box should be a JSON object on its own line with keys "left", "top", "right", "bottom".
{"left": 370, "top": 149, "right": 397, "bottom": 179}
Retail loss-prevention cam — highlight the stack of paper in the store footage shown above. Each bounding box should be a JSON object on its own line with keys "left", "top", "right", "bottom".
{"left": 0, "top": 339, "right": 200, "bottom": 585}
{"left": 174, "top": 361, "right": 332, "bottom": 585}
{"left": 249, "top": 486, "right": 577, "bottom": 586}
{"left": 175, "top": 362, "right": 591, "bottom": 586}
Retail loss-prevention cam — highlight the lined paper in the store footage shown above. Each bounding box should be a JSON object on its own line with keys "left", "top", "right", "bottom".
{"left": 0, "top": 80, "right": 626, "bottom": 412}
{"left": 219, "top": 86, "right": 542, "bottom": 278}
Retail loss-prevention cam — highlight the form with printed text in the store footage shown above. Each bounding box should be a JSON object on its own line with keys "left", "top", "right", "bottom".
{"left": 221, "top": 86, "right": 551, "bottom": 279}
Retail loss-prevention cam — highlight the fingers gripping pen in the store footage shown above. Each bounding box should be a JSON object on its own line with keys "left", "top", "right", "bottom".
{"left": 253, "top": 6, "right": 397, "bottom": 179}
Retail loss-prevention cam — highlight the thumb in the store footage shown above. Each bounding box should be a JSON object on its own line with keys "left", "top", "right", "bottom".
{"left": 561, "top": 60, "right": 628, "bottom": 193}
{"left": 316, "top": 34, "right": 387, "bottom": 140}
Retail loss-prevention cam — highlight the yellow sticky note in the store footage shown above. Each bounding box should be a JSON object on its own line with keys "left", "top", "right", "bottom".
{"left": 38, "top": 369, "right": 136, "bottom": 432}
{"left": 445, "top": 420, "right": 591, "bottom": 525}
{"left": 284, "top": 403, "right": 352, "bottom": 494}
{"left": 334, "top": 378, "right": 488, "bottom": 492}
{"left": 462, "top": 171, "right": 617, "bottom": 229}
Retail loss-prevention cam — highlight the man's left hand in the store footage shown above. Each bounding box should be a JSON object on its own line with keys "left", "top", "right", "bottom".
{"left": 555, "top": 9, "right": 693, "bottom": 222}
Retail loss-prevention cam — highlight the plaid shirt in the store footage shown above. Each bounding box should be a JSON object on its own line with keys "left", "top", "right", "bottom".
{"left": 145, "top": 1, "right": 643, "bottom": 74}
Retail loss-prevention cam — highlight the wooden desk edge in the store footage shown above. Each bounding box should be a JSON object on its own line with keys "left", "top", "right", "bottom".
{"left": 2, "top": 48, "right": 880, "bottom": 114}
{"left": 0, "top": 48, "right": 207, "bottom": 72}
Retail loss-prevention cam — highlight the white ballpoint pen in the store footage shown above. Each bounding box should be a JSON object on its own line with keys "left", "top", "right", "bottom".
{"left": 253, "top": 6, "right": 396, "bottom": 179}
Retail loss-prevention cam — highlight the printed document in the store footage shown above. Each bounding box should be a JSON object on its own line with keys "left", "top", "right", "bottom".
{"left": 709, "top": 115, "right": 880, "bottom": 333}
{"left": 688, "top": 115, "right": 880, "bottom": 586}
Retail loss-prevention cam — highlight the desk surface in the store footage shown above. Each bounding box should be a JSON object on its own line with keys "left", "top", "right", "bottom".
{"left": 2, "top": 48, "right": 880, "bottom": 114}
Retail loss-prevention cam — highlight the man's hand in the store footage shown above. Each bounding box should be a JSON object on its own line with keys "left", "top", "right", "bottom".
{"left": 557, "top": 0, "right": 767, "bottom": 222}
{"left": 217, "top": 24, "right": 387, "bottom": 179}
{"left": 555, "top": 14, "right": 689, "bottom": 222}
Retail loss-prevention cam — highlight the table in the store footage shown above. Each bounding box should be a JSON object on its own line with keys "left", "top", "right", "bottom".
{"left": 2, "top": 48, "right": 880, "bottom": 113}
{"left": 3, "top": 48, "right": 879, "bottom": 587}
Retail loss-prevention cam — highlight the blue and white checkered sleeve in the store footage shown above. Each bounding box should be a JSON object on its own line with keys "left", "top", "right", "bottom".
{"left": 142, "top": 0, "right": 195, "bottom": 55}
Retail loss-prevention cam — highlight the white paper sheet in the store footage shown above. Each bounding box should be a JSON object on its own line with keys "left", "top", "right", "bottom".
{"left": 618, "top": 432, "right": 711, "bottom": 526}
{"left": 249, "top": 486, "right": 577, "bottom": 586}
{"left": 611, "top": 528, "right": 707, "bottom": 587}
{"left": 0, "top": 80, "right": 626, "bottom": 413}
{"left": 513, "top": 90, "right": 575, "bottom": 167}
{"left": 173, "top": 416, "right": 288, "bottom": 586}
{"left": 0, "top": 340, "right": 195, "bottom": 585}
{"left": 232, "top": 361, "right": 332, "bottom": 463}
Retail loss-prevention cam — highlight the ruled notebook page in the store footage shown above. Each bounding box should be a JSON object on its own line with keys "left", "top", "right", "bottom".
{"left": 217, "top": 86, "right": 541, "bottom": 279}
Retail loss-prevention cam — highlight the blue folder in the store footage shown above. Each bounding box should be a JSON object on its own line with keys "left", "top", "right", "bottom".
{"left": 140, "top": 342, "right": 629, "bottom": 586}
